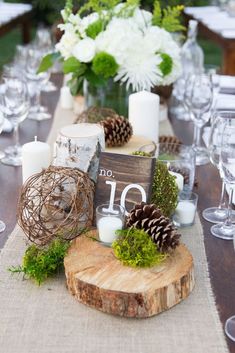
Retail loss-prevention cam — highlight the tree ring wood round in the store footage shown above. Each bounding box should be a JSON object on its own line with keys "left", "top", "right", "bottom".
{"left": 64, "top": 230, "right": 195, "bottom": 318}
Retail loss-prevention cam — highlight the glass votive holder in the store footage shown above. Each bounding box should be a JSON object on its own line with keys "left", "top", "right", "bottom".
{"left": 96, "top": 204, "right": 125, "bottom": 245}
{"left": 172, "top": 192, "right": 198, "bottom": 227}
{"left": 156, "top": 143, "right": 196, "bottom": 193}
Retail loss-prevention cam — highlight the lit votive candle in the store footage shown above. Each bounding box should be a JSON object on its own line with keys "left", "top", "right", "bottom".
{"left": 98, "top": 216, "right": 123, "bottom": 243}
{"left": 173, "top": 192, "right": 198, "bottom": 227}
{"left": 22, "top": 136, "right": 51, "bottom": 183}
{"left": 169, "top": 171, "right": 184, "bottom": 191}
{"left": 96, "top": 204, "right": 125, "bottom": 244}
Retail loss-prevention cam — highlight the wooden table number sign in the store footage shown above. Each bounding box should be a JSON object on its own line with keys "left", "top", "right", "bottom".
{"left": 94, "top": 152, "right": 156, "bottom": 215}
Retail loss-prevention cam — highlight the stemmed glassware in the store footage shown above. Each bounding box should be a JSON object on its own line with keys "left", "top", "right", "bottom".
{"left": 0, "top": 109, "right": 6, "bottom": 232}
{"left": 211, "top": 114, "right": 235, "bottom": 239}
{"left": 185, "top": 74, "right": 213, "bottom": 166}
{"left": 225, "top": 236, "right": 235, "bottom": 341}
{"left": 34, "top": 28, "right": 57, "bottom": 92}
{"left": 0, "top": 73, "right": 30, "bottom": 166}
{"left": 26, "top": 46, "right": 51, "bottom": 121}
{"left": 203, "top": 111, "right": 235, "bottom": 223}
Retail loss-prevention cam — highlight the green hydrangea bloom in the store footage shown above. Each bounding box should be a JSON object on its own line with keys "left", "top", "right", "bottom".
{"left": 92, "top": 52, "right": 119, "bottom": 79}
{"left": 159, "top": 53, "right": 173, "bottom": 77}
{"left": 86, "top": 19, "right": 103, "bottom": 39}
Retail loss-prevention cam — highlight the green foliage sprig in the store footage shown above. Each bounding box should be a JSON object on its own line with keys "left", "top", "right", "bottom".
{"left": 112, "top": 228, "right": 167, "bottom": 268}
{"left": 151, "top": 161, "right": 178, "bottom": 217}
{"left": 132, "top": 151, "right": 152, "bottom": 157}
{"left": 152, "top": 0, "right": 185, "bottom": 33}
{"left": 9, "top": 239, "right": 70, "bottom": 285}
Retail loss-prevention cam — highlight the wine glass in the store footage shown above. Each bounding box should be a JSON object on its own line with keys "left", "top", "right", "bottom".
{"left": 203, "top": 111, "right": 235, "bottom": 223}
{"left": 185, "top": 74, "right": 213, "bottom": 166}
{"left": 211, "top": 115, "right": 235, "bottom": 239}
{"left": 35, "top": 28, "right": 57, "bottom": 93}
{"left": 26, "top": 46, "right": 51, "bottom": 121}
{"left": 0, "top": 108, "right": 6, "bottom": 232}
{"left": 225, "top": 235, "right": 235, "bottom": 341}
{"left": 0, "top": 74, "right": 30, "bottom": 166}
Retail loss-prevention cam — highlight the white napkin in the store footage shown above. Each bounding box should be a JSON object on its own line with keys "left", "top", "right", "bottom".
{"left": 219, "top": 75, "right": 235, "bottom": 90}
{"left": 215, "top": 94, "right": 235, "bottom": 110}
{"left": 222, "top": 30, "right": 235, "bottom": 38}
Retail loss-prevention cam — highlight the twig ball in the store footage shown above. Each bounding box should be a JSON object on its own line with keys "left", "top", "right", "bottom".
{"left": 18, "top": 166, "right": 94, "bottom": 246}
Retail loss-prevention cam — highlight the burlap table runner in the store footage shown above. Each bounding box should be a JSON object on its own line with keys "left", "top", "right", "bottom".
{"left": 0, "top": 100, "right": 229, "bottom": 353}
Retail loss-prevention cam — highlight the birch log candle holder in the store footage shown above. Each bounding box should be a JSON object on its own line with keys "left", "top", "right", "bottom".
{"left": 53, "top": 123, "right": 105, "bottom": 182}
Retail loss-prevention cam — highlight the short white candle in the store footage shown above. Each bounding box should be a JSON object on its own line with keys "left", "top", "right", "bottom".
{"left": 169, "top": 171, "right": 184, "bottom": 191}
{"left": 60, "top": 86, "right": 74, "bottom": 109}
{"left": 22, "top": 136, "right": 51, "bottom": 183}
{"left": 128, "top": 91, "right": 160, "bottom": 143}
{"left": 175, "top": 201, "right": 196, "bottom": 225}
{"left": 97, "top": 216, "right": 123, "bottom": 243}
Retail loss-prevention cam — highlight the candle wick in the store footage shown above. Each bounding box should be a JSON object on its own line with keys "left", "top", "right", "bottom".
{"left": 34, "top": 136, "right": 37, "bottom": 142}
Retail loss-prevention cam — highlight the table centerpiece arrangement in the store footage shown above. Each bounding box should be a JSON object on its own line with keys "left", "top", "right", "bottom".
{"left": 39, "top": 0, "right": 183, "bottom": 115}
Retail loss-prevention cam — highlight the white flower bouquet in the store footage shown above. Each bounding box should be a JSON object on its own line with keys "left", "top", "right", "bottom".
{"left": 40, "top": 0, "right": 183, "bottom": 95}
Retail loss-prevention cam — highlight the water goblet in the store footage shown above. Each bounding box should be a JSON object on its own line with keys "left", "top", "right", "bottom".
{"left": 225, "top": 235, "right": 235, "bottom": 341}
{"left": 0, "top": 108, "right": 6, "bottom": 232}
{"left": 26, "top": 46, "right": 51, "bottom": 121}
{"left": 211, "top": 117, "right": 235, "bottom": 239}
{"left": 0, "top": 75, "right": 30, "bottom": 166}
{"left": 185, "top": 74, "right": 213, "bottom": 165}
{"left": 203, "top": 111, "right": 235, "bottom": 223}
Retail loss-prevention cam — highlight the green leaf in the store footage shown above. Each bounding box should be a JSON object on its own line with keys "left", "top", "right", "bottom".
{"left": 85, "top": 67, "right": 107, "bottom": 87}
{"left": 67, "top": 74, "right": 84, "bottom": 96}
{"left": 62, "top": 57, "right": 87, "bottom": 75}
{"left": 37, "top": 52, "right": 61, "bottom": 74}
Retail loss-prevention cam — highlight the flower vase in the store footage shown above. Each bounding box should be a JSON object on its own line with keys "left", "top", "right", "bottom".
{"left": 83, "top": 79, "right": 132, "bottom": 117}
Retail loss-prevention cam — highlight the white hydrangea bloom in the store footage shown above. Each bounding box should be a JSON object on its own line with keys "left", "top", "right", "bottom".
{"left": 72, "top": 38, "right": 96, "bottom": 63}
{"left": 55, "top": 30, "right": 79, "bottom": 59}
{"left": 133, "top": 8, "right": 153, "bottom": 30}
{"left": 96, "top": 17, "right": 141, "bottom": 66}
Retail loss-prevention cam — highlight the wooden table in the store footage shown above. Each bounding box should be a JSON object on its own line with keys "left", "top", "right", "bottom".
{"left": 0, "top": 74, "right": 234, "bottom": 351}
{"left": 184, "top": 9, "right": 235, "bottom": 75}
{"left": 0, "top": 3, "right": 33, "bottom": 43}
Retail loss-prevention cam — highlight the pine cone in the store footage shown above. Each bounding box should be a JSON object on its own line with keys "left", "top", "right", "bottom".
{"left": 169, "top": 166, "right": 198, "bottom": 188}
{"left": 100, "top": 115, "right": 133, "bottom": 147}
{"left": 159, "top": 135, "right": 182, "bottom": 145}
{"left": 126, "top": 202, "right": 181, "bottom": 253}
{"left": 75, "top": 107, "right": 117, "bottom": 124}
{"left": 159, "top": 136, "right": 182, "bottom": 155}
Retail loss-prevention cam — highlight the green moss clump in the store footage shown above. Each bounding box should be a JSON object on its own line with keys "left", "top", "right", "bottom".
{"left": 151, "top": 161, "right": 178, "bottom": 217}
{"left": 112, "top": 228, "right": 166, "bottom": 268}
{"left": 132, "top": 151, "right": 152, "bottom": 157}
{"left": 92, "top": 52, "right": 119, "bottom": 79}
{"left": 9, "top": 238, "right": 70, "bottom": 285}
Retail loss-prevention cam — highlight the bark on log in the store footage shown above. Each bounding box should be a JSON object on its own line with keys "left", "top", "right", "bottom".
{"left": 64, "top": 230, "right": 195, "bottom": 318}
{"left": 54, "top": 124, "right": 105, "bottom": 182}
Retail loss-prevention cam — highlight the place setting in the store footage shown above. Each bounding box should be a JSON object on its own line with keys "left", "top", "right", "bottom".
{"left": 0, "top": 0, "right": 235, "bottom": 352}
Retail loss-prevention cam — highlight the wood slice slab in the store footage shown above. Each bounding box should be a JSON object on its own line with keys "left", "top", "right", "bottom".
{"left": 105, "top": 135, "right": 153, "bottom": 155}
{"left": 64, "top": 230, "right": 195, "bottom": 318}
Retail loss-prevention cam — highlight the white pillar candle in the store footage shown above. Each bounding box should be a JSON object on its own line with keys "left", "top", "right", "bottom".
{"left": 97, "top": 216, "right": 123, "bottom": 243}
{"left": 174, "top": 201, "right": 196, "bottom": 225}
{"left": 60, "top": 86, "right": 74, "bottom": 109}
{"left": 169, "top": 171, "right": 184, "bottom": 191}
{"left": 128, "top": 91, "right": 160, "bottom": 143}
{"left": 22, "top": 136, "right": 51, "bottom": 183}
